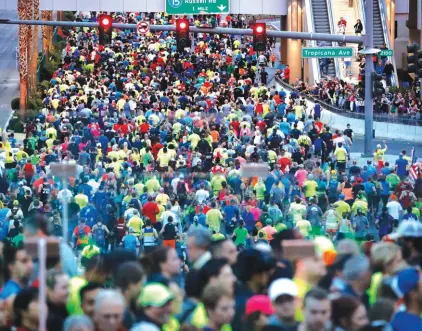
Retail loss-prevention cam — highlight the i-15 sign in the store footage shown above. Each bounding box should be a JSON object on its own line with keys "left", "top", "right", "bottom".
{"left": 166, "top": 0, "right": 229, "bottom": 15}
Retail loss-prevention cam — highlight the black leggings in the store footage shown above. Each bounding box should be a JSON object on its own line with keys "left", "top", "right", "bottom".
{"left": 381, "top": 195, "right": 389, "bottom": 207}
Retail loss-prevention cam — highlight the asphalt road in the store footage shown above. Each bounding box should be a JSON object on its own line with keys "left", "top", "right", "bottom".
{"left": 352, "top": 135, "right": 422, "bottom": 157}
{"left": 0, "top": 11, "right": 19, "bottom": 131}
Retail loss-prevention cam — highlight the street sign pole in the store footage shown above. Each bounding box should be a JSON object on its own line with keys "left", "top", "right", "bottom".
{"left": 62, "top": 180, "right": 69, "bottom": 242}
{"left": 364, "top": 0, "right": 374, "bottom": 157}
{"left": 38, "top": 238, "right": 47, "bottom": 331}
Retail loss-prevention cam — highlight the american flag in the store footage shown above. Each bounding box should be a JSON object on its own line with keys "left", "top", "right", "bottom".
{"left": 409, "top": 147, "right": 420, "bottom": 182}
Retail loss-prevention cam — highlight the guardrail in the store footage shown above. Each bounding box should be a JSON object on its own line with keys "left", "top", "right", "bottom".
{"left": 274, "top": 75, "right": 422, "bottom": 126}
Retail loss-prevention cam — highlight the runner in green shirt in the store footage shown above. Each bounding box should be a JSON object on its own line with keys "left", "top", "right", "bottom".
{"left": 211, "top": 174, "right": 227, "bottom": 195}
{"left": 206, "top": 202, "right": 224, "bottom": 233}
{"left": 232, "top": 221, "right": 249, "bottom": 247}
{"left": 254, "top": 179, "right": 266, "bottom": 201}
{"left": 386, "top": 172, "right": 400, "bottom": 192}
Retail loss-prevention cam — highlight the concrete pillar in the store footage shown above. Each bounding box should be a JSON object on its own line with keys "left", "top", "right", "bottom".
{"left": 280, "top": 16, "right": 288, "bottom": 64}
{"left": 30, "top": 0, "right": 39, "bottom": 94}
{"left": 385, "top": 0, "right": 396, "bottom": 49}
{"left": 287, "top": 0, "right": 302, "bottom": 84}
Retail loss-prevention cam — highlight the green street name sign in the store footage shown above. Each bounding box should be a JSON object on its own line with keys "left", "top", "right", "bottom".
{"left": 166, "top": 0, "right": 229, "bottom": 15}
{"left": 302, "top": 47, "right": 354, "bottom": 58}
{"left": 378, "top": 49, "right": 394, "bottom": 57}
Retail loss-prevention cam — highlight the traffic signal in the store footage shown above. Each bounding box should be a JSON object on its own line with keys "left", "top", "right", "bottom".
{"left": 252, "top": 23, "right": 267, "bottom": 51}
{"left": 372, "top": 73, "right": 385, "bottom": 98}
{"left": 407, "top": 43, "right": 422, "bottom": 78}
{"left": 98, "top": 14, "right": 113, "bottom": 46}
{"left": 175, "top": 19, "right": 190, "bottom": 52}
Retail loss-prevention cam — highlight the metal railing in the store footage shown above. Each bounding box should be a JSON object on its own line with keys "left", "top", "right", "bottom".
{"left": 274, "top": 75, "right": 422, "bottom": 126}
{"left": 326, "top": 0, "right": 343, "bottom": 80}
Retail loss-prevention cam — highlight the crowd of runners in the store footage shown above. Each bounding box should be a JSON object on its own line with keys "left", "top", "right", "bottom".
{"left": 0, "top": 11, "right": 420, "bottom": 331}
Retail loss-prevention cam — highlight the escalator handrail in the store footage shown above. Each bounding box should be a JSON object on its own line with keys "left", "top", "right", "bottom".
{"left": 304, "top": 0, "right": 321, "bottom": 83}
{"left": 358, "top": 0, "right": 366, "bottom": 35}
{"left": 325, "top": 0, "right": 343, "bottom": 80}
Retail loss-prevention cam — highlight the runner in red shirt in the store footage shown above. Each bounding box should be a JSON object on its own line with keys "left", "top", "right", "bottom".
{"left": 142, "top": 197, "right": 160, "bottom": 225}
{"left": 140, "top": 120, "right": 150, "bottom": 134}
{"left": 278, "top": 150, "right": 292, "bottom": 172}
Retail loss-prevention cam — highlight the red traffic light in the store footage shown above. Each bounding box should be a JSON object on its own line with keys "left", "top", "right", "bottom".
{"left": 253, "top": 23, "right": 266, "bottom": 34}
{"left": 178, "top": 20, "right": 188, "bottom": 30}
{"left": 175, "top": 19, "right": 190, "bottom": 51}
{"left": 252, "top": 23, "right": 266, "bottom": 51}
{"left": 99, "top": 15, "right": 112, "bottom": 27}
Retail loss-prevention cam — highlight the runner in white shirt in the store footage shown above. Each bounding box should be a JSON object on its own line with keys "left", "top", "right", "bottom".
{"left": 196, "top": 185, "right": 210, "bottom": 204}
{"left": 386, "top": 199, "right": 403, "bottom": 221}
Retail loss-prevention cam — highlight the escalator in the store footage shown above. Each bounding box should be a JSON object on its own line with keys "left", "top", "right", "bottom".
{"left": 304, "top": 0, "right": 342, "bottom": 81}
{"left": 311, "top": 0, "right": 336, "bottom": 77}
{"left": 373, "top": 0, "right": 386, "bottom": 48}
{"left": 358, "top": 0, "right": 398, "bottom": 85}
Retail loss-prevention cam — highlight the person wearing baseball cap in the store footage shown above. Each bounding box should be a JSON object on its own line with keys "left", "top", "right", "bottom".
{"left": 385, "top": 220, "right": 422, "bottom": 266}
{"left": 244, "top": 295, "right": 274, "bottom": 330}
{"left": 267, "top": 278, "right": 299, "bottom": 329}
{"left": 386, "top": 268, "right": 422, "bottom": 331}
{"left": 132, "top": 283, "right": 174, "bottom": 330}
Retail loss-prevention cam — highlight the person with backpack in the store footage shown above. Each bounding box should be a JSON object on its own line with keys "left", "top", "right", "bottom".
{"left": 141, "top": 219, "right": 159, "bottom": 254}
{"left": 327, "top": 175, "right": 339, "bottom": 203}
{"left": 160, "top": 215, "right": 179, "bottom": 249}
{"left": 38, "top": 177, "right": 53, "bottom": 204}
{"left": 7, "top": 201, "right": 24, "bottom": 222}
{"left": 91, "top": 219, "right": 110, "bottom": 253}
{"left": 72, "top": 219, "right": 91, "bottom": 251}
{"left": 121, "top": 227, "right": 140, "bottom": 255}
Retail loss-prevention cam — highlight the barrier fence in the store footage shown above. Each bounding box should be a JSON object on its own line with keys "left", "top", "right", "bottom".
{"left": 274, "top": 76, "right": 422, "bottom": 126}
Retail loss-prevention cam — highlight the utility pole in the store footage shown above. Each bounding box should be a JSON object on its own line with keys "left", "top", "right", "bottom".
{"left": 363, "top": 0, "right": 375, "bottom": 156}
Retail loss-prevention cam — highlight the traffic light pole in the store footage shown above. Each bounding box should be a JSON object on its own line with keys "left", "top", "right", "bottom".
{"left": 0, "top": 19, "right": 364, "bottom": 44}
{"left": 363, "top": 0, "right": 375, "bottom": 157}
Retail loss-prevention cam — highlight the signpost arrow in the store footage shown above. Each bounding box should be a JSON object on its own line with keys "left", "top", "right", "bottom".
{"left": 217, "top": 5, "right": 227, "bottom": 11}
